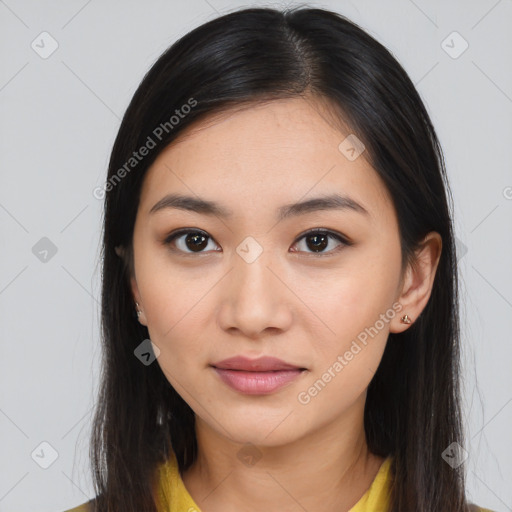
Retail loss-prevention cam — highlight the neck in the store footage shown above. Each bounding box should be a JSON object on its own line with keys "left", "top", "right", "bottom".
{"left": 181, "top": 402, "right": 385, "bottom": 512}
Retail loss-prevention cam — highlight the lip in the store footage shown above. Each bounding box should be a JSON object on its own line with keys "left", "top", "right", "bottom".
{"left": 211, "top": 356, "right": 305, "bottom": 372}
{"left": 213, "top": 368, "right": 305, "bottom": 394}
{"left": 210, "top": 356, "right": 307, "bottom": 395}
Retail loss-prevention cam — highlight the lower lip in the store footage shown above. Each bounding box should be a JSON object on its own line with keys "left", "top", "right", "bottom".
{"left": 213, "top": 367, "right": 305, "bottom": 395}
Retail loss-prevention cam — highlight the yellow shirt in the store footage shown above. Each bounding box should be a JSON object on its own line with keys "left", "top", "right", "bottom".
{"left": 64, "top": 451, "right": 495, "bottom": 512}
{"left": 157, "top": 450, "right": 391, "bottom": 511}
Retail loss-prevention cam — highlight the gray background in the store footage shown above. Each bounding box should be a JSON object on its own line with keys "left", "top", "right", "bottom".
{"left": 0, "top": 0, "right": 511, "bottom": 511}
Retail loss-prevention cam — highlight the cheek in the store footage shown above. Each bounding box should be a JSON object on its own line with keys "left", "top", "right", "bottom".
{"left": 299, "top": 249, "right": 400, "bottom": 373}
{"left": 298, "top": 275, "right": 392, "bottom": 411}
{"left": 136, "top": 250, "right": 207, "bottom": 337}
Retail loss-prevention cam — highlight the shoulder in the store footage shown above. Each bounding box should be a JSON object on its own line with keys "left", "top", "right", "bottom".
{"left": 468, "top": 503, "right": 495, "bottom": 512}
{"left": 62, "top": 500, "right": 93, "bottom": 512}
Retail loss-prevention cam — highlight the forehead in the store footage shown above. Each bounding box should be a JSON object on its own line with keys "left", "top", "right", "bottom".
{"left": 138, "top": 97, "right": 394, "bottom": 222}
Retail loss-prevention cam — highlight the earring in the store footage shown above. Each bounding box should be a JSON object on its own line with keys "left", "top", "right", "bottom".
{"left": 135, "top": 301, "right": 142, "bottom": 317}
{"left": 400, "top": 314, "right": 412, "bottom": 324}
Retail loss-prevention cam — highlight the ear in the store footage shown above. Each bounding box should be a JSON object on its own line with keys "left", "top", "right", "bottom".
{"left": 390, "top": 231, "right": 442, "bottom": 333}
{"left": 130, "top": 275, "right": 148, "bottom": 326}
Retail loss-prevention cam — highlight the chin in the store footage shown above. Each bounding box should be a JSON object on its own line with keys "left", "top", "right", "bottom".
{"left": 219, "top": 416, "right": 304, "bottom": 448}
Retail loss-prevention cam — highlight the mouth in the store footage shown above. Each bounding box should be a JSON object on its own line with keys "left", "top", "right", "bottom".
{"left": 210, "top": 356, "right": 307, "bottom": 395}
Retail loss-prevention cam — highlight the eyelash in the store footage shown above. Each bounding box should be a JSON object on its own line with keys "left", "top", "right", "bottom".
{"left": 163, "top": 228, "right": 351, "bottom": 257}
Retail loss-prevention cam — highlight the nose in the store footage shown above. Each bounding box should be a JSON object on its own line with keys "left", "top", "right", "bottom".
{"left": 216, "top": 245, "right": 293, "bottom": 339}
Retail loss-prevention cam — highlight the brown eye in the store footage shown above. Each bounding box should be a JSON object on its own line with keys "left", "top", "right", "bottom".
{"left": 164, "top": 229, "right": 219, "bottom": 254}
{"left": 291, "top": 229, "right": 350, "bottom": 256}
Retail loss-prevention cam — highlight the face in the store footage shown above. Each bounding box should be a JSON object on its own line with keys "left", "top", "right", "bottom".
{"left": 130, "top": 97, "right": 408, "bottom": 446}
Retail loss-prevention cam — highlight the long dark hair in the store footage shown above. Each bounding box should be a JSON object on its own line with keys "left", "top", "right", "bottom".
{"left": 90, "top": 6, "right": 471, "bottom": 511}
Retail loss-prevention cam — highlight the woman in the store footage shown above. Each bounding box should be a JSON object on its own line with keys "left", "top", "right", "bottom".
{"left": 64, "top": 6, "right": 494, "bottom": 512}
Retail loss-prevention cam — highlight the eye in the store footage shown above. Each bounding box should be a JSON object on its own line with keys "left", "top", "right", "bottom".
{"left": 291, "top": 229, "right": 350, "bottom": 256}
{"left": 164, "top": 228, "right": 350, "bottom": 256}
{"left": 164, "top": 229, "right": 220, "bottom": 254}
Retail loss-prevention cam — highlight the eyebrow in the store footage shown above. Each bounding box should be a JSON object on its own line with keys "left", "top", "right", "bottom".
{"left": 149, "top": 193, "right": 369, "bottom": 221}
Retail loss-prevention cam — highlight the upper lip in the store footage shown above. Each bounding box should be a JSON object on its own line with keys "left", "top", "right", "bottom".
{"left": 211, "top": 356, "right": 305, "bottom": 372}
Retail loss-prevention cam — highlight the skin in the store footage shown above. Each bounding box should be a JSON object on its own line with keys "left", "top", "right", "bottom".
{"left": 129, "top": 97, "right": 442, "bottom": 512}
